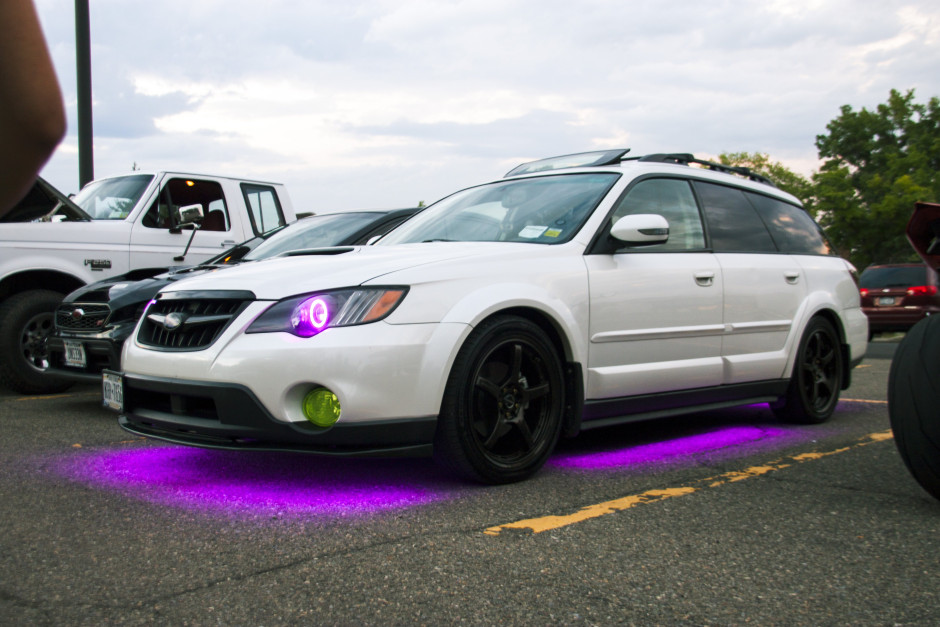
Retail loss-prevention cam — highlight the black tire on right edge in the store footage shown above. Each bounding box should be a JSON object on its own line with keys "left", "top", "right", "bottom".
{"left": 888, "top": 315, "right": 940, "bottom": 500}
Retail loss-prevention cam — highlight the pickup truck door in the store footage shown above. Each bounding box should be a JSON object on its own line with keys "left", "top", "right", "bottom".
{"left": 128, "top": 176, "right": 241, "bottom": 268}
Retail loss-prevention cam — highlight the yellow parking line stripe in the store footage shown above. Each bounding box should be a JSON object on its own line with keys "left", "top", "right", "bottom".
{"left": 484, "top": 430, "right": 893, "bottom": 536}
{"left": 841, "top": 398, "right": 887, "bottom": 404}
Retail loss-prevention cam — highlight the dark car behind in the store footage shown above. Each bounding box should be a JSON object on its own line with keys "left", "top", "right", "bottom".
{"left": 859, "top": 262, "right": 940, "bottom": 337}
{"left": 45, "top": 208, "right": 419, "bottom": 384}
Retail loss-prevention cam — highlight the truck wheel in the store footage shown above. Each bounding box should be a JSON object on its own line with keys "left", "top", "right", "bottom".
{"left": 888, "top": 316, "right": 940, "bottom": 500}
{"left": 772, "top": 316, "right": 843, "bottom": 424}
{"left": 0, "top": 290, "right": 73, "bottom": 394}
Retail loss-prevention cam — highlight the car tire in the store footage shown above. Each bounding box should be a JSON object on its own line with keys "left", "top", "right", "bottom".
{"left": 888, "top": 316, "right": 940, "bottom": 500}
{"left": 433, "top": 315, "right": 565, "bottom": 484}
{"left": 772, "top": 316, "right": 843, "bottom": 424}
{"left": 0, "top": 290, "right": 73, "bottom": 394}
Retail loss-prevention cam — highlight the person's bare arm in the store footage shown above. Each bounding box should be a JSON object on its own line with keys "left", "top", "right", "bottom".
{"left": 0, "top": 0, "right": 67, "bottom": 215}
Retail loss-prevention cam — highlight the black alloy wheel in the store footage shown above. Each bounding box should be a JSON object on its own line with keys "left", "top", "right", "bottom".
{"left": 434, "top": 315, "right": 565, "bottom": 484}
{"left": 773, "top": 316, "right": 843, "bottom": 424}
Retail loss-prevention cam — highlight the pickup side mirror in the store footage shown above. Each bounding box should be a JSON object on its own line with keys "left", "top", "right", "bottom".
{"left": 176, "top": 204, "right": 204, "bottom": 227}
{"left": 610, "top": 213, "right": 669, "bottom": 246}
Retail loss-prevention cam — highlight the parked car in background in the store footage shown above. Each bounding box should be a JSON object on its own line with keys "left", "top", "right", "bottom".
{"left": 0, "top": 171, "right": 297, "bottom": 394}
{"left": 110, "top": 149, "right": 867, "bottom": 484}
{"left": 888, "top": 201, "right": 940, "bottom": 500}
{"left": 46, "top": 208, "right": 419, "bottom": 385}
{"left": 859, "top": 262, "right": 940, "bottom": 337}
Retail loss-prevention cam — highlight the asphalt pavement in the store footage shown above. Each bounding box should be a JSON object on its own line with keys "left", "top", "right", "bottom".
{"left": 0, "top": 337, "right": 937, "bottom": 625}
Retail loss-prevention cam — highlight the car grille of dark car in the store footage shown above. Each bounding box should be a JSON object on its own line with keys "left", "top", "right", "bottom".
{"left": 55, "top": 303, "right": 111, "bottom": 331}
{"left": 137, "top": 295, "right": 251, "bottom": 351}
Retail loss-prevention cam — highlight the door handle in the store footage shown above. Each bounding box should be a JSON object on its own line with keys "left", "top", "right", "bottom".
{"left": 784, "top": 271, "right": 800, "bottom": 284}
{"left": 694, "top": 271, "right": 715, "bottom": 287}
{"left": 221, "top": 240, "right": 237, "bottom": 247}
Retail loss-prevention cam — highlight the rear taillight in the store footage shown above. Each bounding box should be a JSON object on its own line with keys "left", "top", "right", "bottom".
{"left": 907, "top": 285, "right": 938, "bottom": 296}
{"left": 859, "top": 288, "right": 869, "bottom": 297}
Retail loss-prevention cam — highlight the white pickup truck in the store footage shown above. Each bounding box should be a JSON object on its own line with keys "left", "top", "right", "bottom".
{"left": 0, "top": 171, "right": 297, "bottom": 393}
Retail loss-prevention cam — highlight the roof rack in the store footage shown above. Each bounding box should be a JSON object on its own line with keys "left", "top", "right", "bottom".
{"left": 635, "top": 153, "right": 777, "bottom": 187}
{"left": 504, "top": 148, "right": 630, "bottom": 177}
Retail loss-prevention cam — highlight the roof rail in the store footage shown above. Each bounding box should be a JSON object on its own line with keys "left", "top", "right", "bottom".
{"left": 635, "top": 153, "right": 777, "bottom": 187}
{"left": 504, "top": 148, "right": 630, "bottom": 177}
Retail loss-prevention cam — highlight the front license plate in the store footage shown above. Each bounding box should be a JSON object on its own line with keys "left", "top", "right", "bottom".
{"left": 877, "top": 297, "right": 896, "bottom": 306}
{"left": 64, "top": 340, "right": 86, "bottom": 368}
{"left": 102, "top": 371, "right": 124, "bottom": 412}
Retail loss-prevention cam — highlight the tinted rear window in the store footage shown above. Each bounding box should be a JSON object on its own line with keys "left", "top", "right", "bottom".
{"left": 745, "top": 193, "right": 833, "bottom": 255}
{"left": 860, "top": 266, "right": 929, "bottom": 288}
{"left": 693, "top": 181, "right": 777, "bottom": 253}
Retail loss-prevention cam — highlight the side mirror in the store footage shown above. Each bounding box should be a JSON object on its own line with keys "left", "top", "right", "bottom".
{"left": 610, "top": 213, "right": 669, "bottom": 246}
{"left": 176, "top": 203, "right": 204, "bottom": 227}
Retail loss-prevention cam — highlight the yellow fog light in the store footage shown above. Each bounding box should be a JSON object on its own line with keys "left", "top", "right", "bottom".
{"left": 302, "top": 387, "right": 341, "bottom": 427}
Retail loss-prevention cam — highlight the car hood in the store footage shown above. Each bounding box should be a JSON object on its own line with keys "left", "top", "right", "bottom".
{"left": 63, "top": 263, "right": 242, "bottom": 309}
{"left": 158, "top": 243, "right": 536, "bottom": 300}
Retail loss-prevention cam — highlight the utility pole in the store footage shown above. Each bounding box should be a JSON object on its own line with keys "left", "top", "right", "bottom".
{"left": 75, "top": 0, "right": 93, "bottom": 187}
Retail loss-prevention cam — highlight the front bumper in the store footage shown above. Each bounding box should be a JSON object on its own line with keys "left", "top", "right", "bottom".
{"left": 46, "top": 330, "right": 129, "bottom": 383}
{"left": 118, "top": 374, "right": 436, "bottom": 456}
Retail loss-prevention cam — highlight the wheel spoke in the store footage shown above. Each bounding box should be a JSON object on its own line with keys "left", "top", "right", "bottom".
{"left": 508, "top": 413, "right": 534, "bottom": 450}
{"left": 475, "top": 375, "right": 501, "bottom": 400}
{"left": 481, "top": 417, "right": 511, "bottom": 449}
{"left": 505, "top": 343, "right": 523, "bottom": 387}
{"left": 521, "top": 382, "right": 549, "bottom": 402}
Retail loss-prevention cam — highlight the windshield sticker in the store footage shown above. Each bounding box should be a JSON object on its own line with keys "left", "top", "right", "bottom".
{"left": 543, "top": 229, "right": 562, "bottom": 238}
{"left": 519, "top": 225, "right": 548, "bottom": 239}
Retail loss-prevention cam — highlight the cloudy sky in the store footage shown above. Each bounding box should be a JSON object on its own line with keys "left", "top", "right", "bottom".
{"left": 34, "top": 0, "right": 940, "bottom": 214}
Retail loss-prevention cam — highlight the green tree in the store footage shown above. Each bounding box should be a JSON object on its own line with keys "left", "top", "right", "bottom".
{"left": 811, "top": 89, "right": 940, "bottom": 270}
{"left": 718, "top": 151, "right": 813, "bottom": 204}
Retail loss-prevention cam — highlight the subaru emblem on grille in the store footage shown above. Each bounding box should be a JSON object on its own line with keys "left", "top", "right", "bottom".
{"left": 70, "top": 308, "right": 85, "bottom": 320}
{"left": 163, "top": 312, "right": 186, "bottom": 331}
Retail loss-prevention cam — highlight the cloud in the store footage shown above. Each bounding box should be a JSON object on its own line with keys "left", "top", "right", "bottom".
{"left": 33, "top": 0, "right": 940, "bottom": 206}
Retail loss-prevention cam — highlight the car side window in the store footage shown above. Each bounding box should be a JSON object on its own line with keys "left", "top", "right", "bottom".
{"left": 610, "top": 178, "right": 705, "bottom": 251}
{"left": 745, "top": 192, "right": 834, "bottom": 255}
{"left": 241, "top": 183, "right": 287, "bottom": 236}
{"left": 693, "top": 180, "right": 777, "bottom": 253}
{"left": 142, "top": 178, "right": 230, "bottom": 231}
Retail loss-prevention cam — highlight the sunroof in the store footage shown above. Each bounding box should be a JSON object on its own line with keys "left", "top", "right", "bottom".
{"left": 504, "top": 148, "right": 630, "bottom": 177}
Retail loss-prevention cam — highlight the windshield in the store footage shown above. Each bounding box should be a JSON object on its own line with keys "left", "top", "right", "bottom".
{"left": 243, "top": 212, "right": 384, "bottom": 260}
{"left": 71, "top": 174, "right": 154, "bottom": 220}
{"left": 379, "top": 173, "right": 620, "bottom": 245}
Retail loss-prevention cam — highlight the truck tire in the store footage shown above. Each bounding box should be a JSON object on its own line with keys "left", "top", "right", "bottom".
{"left": 0, "top": 290, "right": 73, "bottom": 394}
{"left": 888, "top": 316, "right": 940, "bottom": 500}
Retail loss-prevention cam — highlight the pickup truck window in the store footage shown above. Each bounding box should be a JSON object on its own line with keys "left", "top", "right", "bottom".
{"left": 142, "top": 178, "right": 230, "bottom": 231}
{"left": 72, "top": 174, "right": 153, "bottom": 220}
{"left": 242, "top": 183, "right": 287, "bottom": 235}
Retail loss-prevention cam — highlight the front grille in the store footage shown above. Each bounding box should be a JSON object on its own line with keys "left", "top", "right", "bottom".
{"left": 137, "top": 293, "right": 252, "bottom": 350}
{"left": 55, "top": 303, "right": 111, "bottom": 331}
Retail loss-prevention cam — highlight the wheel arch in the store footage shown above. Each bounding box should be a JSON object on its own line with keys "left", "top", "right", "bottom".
{"left": 0, "top": 269, "right": 85, "bottom": 302}
{"left": 789, "top": 305, "right": 853, "bottom": 391}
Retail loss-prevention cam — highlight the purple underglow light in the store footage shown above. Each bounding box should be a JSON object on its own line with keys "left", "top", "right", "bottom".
{"left": 549, "top": 425, "right": 798, "bottom": 470}
{"left": 55, "top": 445, "right": 444, "bottom": 519}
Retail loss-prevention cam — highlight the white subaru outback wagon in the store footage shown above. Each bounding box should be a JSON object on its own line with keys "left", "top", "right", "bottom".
{"left": 111, "top": 149, "right": 868, "bottom": 484}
